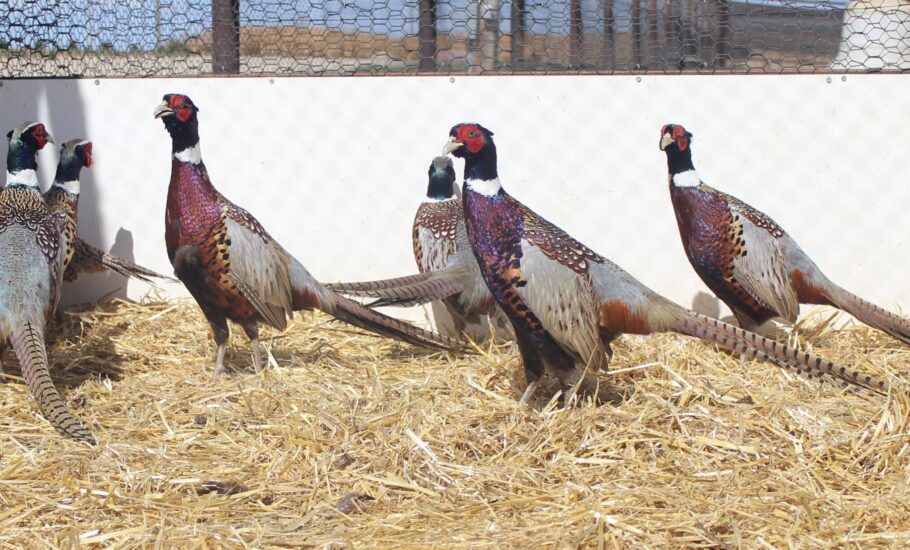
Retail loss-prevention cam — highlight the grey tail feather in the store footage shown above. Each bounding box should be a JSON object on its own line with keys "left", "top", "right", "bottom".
{"left": 10, "top": 322, "right": 96, "bottom": 444}
{"left": 826, "top": 285, "right": 910, "bottom": 346}
{"left": 675, "top": 311, "right": 890, "bottom": 395}
{"left": 326, "top": 269, "right": 464, "bottom": 308}
{"left": 327, "top": 292, "right": 465, "bottom": 351}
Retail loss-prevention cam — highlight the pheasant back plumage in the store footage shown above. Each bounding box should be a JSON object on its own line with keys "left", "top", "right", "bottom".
{"left": 520, "top": 204, "right": 605, "bottom": 275}
{"left": 0, "top": 186, "right": 65, "bottom": 330}
{"left": 0, "top": 187, "right": 63, "bottom": 266}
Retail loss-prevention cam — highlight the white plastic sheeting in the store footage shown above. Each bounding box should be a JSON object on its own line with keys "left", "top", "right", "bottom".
{"left": 0, "top": 75, "right": 906, "bottom": 324}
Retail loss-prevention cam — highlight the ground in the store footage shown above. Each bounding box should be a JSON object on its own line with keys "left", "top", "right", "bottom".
{"left": 0, "top": 299, "right": 908, "bottom": 548}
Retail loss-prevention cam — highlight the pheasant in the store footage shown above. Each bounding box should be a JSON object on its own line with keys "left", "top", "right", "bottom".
{"left": 327, "top": 156, "right": 512, "bottom": 341}
{"left": 442, "top": 122, "right": 888, "bottom": 403}
{"left": 43, "top": 139, "right": 173, "bottom": 284}
{"left": 0, "top": 122, "right": 95, "bottom": 443}
{"left": 154, "top": 93, "right": 460, "bottom": 373}
{"left": 659, "top": 123, "right": 910, "bottom": 345}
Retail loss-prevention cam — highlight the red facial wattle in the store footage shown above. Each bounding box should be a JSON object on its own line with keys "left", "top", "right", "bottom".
{"left": 32, "top": 124, "right": 49, "bottom": 149}
{"left": 672, "top": 125, "right": 689, "bottom": 152}
{"left": 82, "top": 142, "right": 93, "bottom": 167}
{"left": 169, "top": 94, "right": 193, "bottom": 122}
{"left": 456, "top": 125, "right": 485, "bottom": 154}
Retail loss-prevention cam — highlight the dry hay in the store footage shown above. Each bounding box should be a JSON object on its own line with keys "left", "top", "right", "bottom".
{"left": 0, "top": 298, "right": 909, "bottom": 548}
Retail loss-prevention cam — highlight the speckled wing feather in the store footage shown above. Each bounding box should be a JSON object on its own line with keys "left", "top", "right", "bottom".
{"left": 709, "top": 186, "right": 800, "bottom": 322}
{"left": 671, "top": 183, "right": 781, "bottom": 325}
{"left": 221, "top": 203, "right": 294, "bottom": 330}
{"left": 730, "top": 214, "right": 800, "bottom": 321}
{"left": 408, "top": 195, "right": 503, "bottom": 339}
{"left": 514, "top": 241, "right": 608, "bottom": 370}
{"left": 506, "top": 197, "right": 610, "bottom": 370}
{"left": 42, "top": 188, "right": 77, "bottom": 272}
{"left": 518, "top": 201, "right": 605, "bottom": 275}
{"left": 47, "top": 211, "right": 67, "bottom": 317}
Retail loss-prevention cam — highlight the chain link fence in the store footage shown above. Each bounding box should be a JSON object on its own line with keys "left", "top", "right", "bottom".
{"left": 0, "top": 1, "right": 908, "bottom": 77}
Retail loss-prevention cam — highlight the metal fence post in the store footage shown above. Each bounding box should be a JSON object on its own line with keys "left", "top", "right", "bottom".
{"left": 570, "top": 0, "right": 583, "bottom": 68}
{"left": 212, "top": 0, "right": 240, "bottom": 74}
{"left": 511, "top": 0, "right": 525, "bottom": 70}
{"left": 419, "top": 0, "right": 438, "bottom": 72}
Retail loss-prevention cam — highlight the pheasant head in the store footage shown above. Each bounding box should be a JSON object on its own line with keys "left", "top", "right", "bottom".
{"left": 53, "top": 139, "right": 92, "bottom": 193}
{"left": 6, "top": 122, "right": 53, "bottom": 187}
{"left": 659, "top": 123, "right": 696, "bottom": 182}
{"left": 426, "top": 156, "right": 457, "bottom": 201}
{"left": 154, "top": 93, "right": 201, "bottom": 158}
{"left": 443, "top": 123, "right": 498, "bottom": 187}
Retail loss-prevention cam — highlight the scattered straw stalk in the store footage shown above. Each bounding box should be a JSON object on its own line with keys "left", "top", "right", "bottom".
{"left": 0, "top": 298, "right": 909, "bottom": 548}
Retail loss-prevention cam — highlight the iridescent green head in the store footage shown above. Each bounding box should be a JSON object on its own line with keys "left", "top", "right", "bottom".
{"left": 6, "top": 121, "right": 53, "bottom": 179}
{"left": 52, "top": 139, "right": 92, "bottom": 192}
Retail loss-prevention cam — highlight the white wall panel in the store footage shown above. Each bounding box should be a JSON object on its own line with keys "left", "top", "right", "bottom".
{"left": 1, "top": 75, "right": 907, "bottom": 324}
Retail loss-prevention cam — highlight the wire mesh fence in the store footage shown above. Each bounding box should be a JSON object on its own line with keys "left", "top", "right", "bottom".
{"left": 1, "top": 0, "right": 908, "bottom": 78}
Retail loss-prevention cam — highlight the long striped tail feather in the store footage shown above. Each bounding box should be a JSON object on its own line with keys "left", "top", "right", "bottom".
{"left": 327, "top": 269, "right": 465, "bottom": 308}
{"left": 327, "top": 293, "right": 466, "bottom": 352}
{"left": 676, "top": 311, "right": 890, "bottom": 395}
{"left": 826, "top": 285, "right": 910, "bottom": 346}
{"left": 97, "top": 252, "right": 176, "bottom": 284}
{"left": 67, "top": 238, "right": 176, "bottom": 284}
{"left": 10, "top": 322, "right": 97, "bottom": 444}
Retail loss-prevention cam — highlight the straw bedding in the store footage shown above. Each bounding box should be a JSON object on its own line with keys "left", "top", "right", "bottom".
{"left": 0, "top": 298, "right": 908, "bottom": 548}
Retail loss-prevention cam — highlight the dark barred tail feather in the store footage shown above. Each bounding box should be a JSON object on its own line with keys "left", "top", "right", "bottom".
{"left": 327, "top": 293, "right": 465, "bottom": 352}
{"left": 10, "top": 322, "right": 96, "bottom": 444}
{"left": 66, "top": 238, "right": 176, "bottom": 284}
{"left": 327, "top": 270, "right": 464, "bottom": 308}
{"left": 675, "top": 311, "right": 890, "bottom": 395}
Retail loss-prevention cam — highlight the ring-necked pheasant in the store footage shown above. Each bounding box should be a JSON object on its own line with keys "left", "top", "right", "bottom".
{"left": 44, "top": 139, "right": 173, "bottom": 285}
{"left": 659, "top": 123, "right": 910, "bottom": 345}
{"left": 327, "top": 156, "right": 512, "bottom": 341}
{"left": 443, "top": 122, "right": 888, "bottom": 403}
{"left": 154, "top": 93, "right": 460, "bottom": 373}
{"left": 1, "top": 122, "right": 95, "bottom": 443}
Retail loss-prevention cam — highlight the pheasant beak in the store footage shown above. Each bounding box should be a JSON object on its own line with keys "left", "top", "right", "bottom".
{"left": 442, "top": 137, "right": 463, "bottom": 156}
{"left": 45, "top": 133, "right": 54, "bottom": 145}
{"left": 153, "top": 100, "right": 174, "bottom": 119}
{"left": 659, "top": 132, "right": 674, "bottom": 151}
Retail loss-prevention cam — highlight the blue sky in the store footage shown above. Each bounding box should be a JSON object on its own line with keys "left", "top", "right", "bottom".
{"left": 0, "top": 0, "right": 846, "bottom": 51}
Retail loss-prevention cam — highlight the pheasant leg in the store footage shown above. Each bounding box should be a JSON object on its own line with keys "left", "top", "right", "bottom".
{"left": 519, "top": 380, "right": 540, "bottom": 404}
{"left": 214, "top": 343, "right": 227, "bottom": 375}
